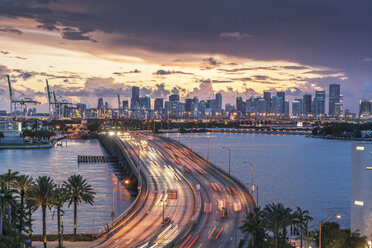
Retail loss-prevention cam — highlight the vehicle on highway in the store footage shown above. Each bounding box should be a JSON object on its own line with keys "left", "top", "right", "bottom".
{"left": 220, "top": 207, "right": 229, "bottom": 218}
{"left": 161, "top": 217, "right": 172, "bottom": 227}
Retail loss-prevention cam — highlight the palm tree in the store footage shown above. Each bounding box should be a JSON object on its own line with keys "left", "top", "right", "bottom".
{"left": 25, "top": 190, "right": 38, "bottom": 244}
{"left": 240, "top": 207, "right": 265, "bottom": 248}
{"left": 32, "top": 176, "right": 55, "bottom": 248}
{"left": 262, "top": 203, "right": 296, "bottom": 248}
{"left": 14, "top": 175, "right": 33, "bottom": 234}
{"left": 52, "top": 186, "right": 67, "bottom": 248}
{"left": 0, "top": 180, "right": 17, "bottom": 236}
{"left": 295, "top": 207, "right": 313, "bottom": 248}
{"left": 63, "top": 174, "right": 95, "bottom": 241}
{"left": 1, "top": 170, "right": 19, "bottom": 227}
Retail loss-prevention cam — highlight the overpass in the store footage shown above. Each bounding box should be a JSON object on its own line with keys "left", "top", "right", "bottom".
{"left": 97, "top": 132, "right": 256, "bottom": 248}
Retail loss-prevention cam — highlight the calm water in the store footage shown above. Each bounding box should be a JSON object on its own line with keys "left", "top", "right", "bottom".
{"left": 0, "top": 139, "right": 134, "bottom": 234}
{"left": 166, "top": 132, "right": 356, "bottom": 229}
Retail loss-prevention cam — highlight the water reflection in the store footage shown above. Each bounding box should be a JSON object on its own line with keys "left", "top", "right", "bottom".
{"left": 167, "top": 132, "right": 352, "bottom": 228}
{"left": 0, "top": 139, "right": 134, "bottom": 234}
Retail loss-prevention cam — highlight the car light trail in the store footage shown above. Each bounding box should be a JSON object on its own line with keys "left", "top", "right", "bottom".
{"left": 215, "top": 227, "right": 223, "bottom": 239}
{"left": 207, "top": 226, "right": 216, "bottom": 239}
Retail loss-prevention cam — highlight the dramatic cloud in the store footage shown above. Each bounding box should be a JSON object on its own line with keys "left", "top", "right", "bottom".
{"left": 0, "top": 0, "right": 370, "bottom": 112}
{"left": 219, "top": 32, "right": 252, "bottom": 39}
{"left": 0, "top": 25, "right": 22, "bottom": 35}
{"left": 154, "top": 70, "right": 193, "bottom": 75}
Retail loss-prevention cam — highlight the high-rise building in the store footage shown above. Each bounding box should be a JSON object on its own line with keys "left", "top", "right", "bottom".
{"left": 359, "top": 100, "right": 372, "bottom": 119}
{"left": 185, "top": 98, "right": 195, "bottom": 112}
{"left": 292, "top": 100, "right": 302, "bottom": 116}
{"left": 284, "top": 100, "right": 289, "bottom": 116}
{"left": 215, "top": 93, "right": 222, "bottom": 111}
{"left": 131, "top": 86, "right": 140, "bottom": 109}
{"left": 154, "top": 98, "right": 164, "bottom": 112}
{"left": 329, "top": 84, "right": 340, "bottom": 117}
{"left": 254, "top": 97, "right": 266, "bottom": 114}
{"left": 77, "top": 103, "right": 86, "bottom": 111}
{"left": 314, "top": 90, "right": 325, "bottom": 118}
{"left": 169, "top": 94, "right": 180, "bottom": 102}
{"left": 276, "top": 92, "right": 285, "bottom": 114}
{"left": 236, "top": 96, "right": 244, "bottom": 113}
{"left": 122, "top": 100, "right": 129, "bottom": 109}
{"left": 263, "top": 92, "right": 271, "bottom": 114}
{"left": 139, "top": 96, "right": 151, "bottom": 110}
{"left": 97, "top": 98, "right": 104, "bottom": 108}
{"left": 303, "top": 94, "right": 312, "bottom": 115}
{"left": 351, "top": 144, "right": 372, "bottom": 243}
{"left": 271, "top": 96, "right": 280, "bottom": 114}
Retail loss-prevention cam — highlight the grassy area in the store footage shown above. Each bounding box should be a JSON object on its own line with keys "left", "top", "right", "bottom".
{"left": 32, "top": 234, "right": 97, "bottom": 242}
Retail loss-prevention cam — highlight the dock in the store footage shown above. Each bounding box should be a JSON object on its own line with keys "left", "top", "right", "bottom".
{"left": 77, "top": 155, "right": 118, "bottom": 163}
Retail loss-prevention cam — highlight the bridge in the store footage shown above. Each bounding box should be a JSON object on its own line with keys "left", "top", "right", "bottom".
{"left": 97, "top": 132, "right": 256, "bottom": 248}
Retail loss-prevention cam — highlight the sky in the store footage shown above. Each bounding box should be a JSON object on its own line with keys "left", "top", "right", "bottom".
{"left": 0, "top": 0, "right": 371, "bottom": 113}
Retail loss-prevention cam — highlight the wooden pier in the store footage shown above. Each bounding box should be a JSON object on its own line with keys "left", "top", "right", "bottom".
{"left": 78, "top": 155, "right": 118, "bottom": 163}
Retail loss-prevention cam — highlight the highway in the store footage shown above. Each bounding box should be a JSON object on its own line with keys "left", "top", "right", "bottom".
{"left": 98, "top": 132, "right": 255, "bottom": 248}
{"left": 97, "top": 132, "right": 196, "bottom": 248}
{"left": 148, "top": 134, "right": 255, "bottom": 248}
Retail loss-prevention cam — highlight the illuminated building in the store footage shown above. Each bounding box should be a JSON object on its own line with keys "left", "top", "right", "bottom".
{"left": 351, "top": 144, "right": 372, "bottom": 242}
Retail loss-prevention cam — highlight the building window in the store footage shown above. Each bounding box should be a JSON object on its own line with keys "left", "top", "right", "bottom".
{"left": 354, "top": 200, "right": 364, "bottom": 206}
{"left": 356, "top": 146, "right": 365, "bottom": 151}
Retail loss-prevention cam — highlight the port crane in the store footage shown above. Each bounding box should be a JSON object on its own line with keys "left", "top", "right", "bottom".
{"left": 46, "top": 79, "right": 75, "bottom": 118}
{"left": 7, "top": 75, "right": 40, "bottom": 117}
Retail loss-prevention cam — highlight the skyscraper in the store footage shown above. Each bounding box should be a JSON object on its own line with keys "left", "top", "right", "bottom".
{"left": 185, "top": 98, "right": 195, "bottom": 112}
{"left": 292, "top": 100, "right": 302, "bottom": 116}
{"left": 284, "top": 100, "right": 289, "bottom": 116}
{"left": 236, "top": 96, "right": 244, "bottom": 113}
{"left": 139, "top": 96, "right": 151, "bottom": 110}
{"left": 154, "top": 98, "right": 164, "bottom": 112}
{"left": 303, "top": 94, "right": 312, "bottom": 115}
{"left": 97, "top": 98, "right": 104, "bottom": 108}
{"left": 131, "top": 86, "right": 140, "bottom": 109}
{"left": 359, "top": 100, "right": 372, "bottom": 119}
{"left": 314, "top": 90, "right": 325, "bottom": 118}
{"left": 215, "top": 93, "right": 222, "bottom": 111}
{"left": 263, "top": 92, "right": 271, "bottom": 114}
{"left": 329, "top": 84, "right": 340, "bottom": 117}
{"left": 122, "top": 100, "right": 129, "bottom": 109}
{"left": 276, "top": 92, "right": 285, "bottom": 114}
{"left": 169, "top": 94, "right": 180, "bottom": 102}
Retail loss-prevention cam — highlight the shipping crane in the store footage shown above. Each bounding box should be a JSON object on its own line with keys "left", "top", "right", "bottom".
{"left": 46, "top": 79, "right": 74, "bottom": 118}
{"left": 7, "top": 75, "right": 40, "bottom": 117}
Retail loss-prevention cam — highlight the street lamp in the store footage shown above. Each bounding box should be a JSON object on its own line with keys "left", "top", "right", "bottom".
{"left": 243, "top": 161, "right": 254, "bottom": 187}
{"left": 222, "top": 147, "right": 231, "bottom": 177}
{"left": 319, "top": 214, "right": 342, "bottom": 248}
{"left": 246, "top": 183, "right": 259, "bottom": 206}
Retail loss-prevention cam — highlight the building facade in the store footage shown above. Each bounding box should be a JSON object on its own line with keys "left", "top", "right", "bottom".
{"left": 351, "top": 144, "right": 372, "bottom": 244}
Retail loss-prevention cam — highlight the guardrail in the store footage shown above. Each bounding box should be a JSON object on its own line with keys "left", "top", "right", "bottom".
{"left": 96, "top": 135, "right": 150, "bottom": 239}
{"left": 158, "top": 135, "right": 257, "bottom": 212}
{"left": 142, "top": 138, "right": 201, "bottom": 248}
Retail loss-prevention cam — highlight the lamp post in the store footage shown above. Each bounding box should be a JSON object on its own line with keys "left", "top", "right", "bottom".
{"left": 243, "top": 161, "right": 254, "bottom": 187}
{"left": 222, "top": 147, "right": 231, "bottom": 177}
{"left": 319, "top": 214, "right": 341, "bottom": 248}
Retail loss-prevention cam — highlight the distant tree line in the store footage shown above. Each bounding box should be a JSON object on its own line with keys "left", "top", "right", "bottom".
{"left": 0, "top": 170, "right": 95, "bottom": 248}
{"left": 312, "top": 122, "right": 372, "bottom": 138}
{"left": 240, "top": 202, "right": 367, "bottom": 248}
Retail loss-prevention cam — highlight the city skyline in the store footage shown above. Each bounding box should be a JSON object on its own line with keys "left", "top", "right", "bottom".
{"left": 0, "top": 0, "right": 371, "bottom": 113}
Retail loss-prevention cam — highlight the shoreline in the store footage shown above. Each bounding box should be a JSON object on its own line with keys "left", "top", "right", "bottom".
{"left": 0, "top": 136, "right": 66, "bottom": 149}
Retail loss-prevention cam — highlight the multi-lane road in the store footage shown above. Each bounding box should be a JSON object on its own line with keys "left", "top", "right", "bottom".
{"left": 98, "top": 132, "right": 255, "bottom": 248}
